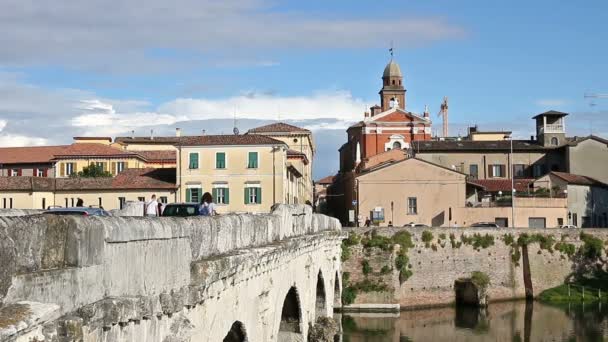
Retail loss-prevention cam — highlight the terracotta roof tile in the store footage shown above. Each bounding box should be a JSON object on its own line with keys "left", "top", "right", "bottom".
{"left": 316, "top": 175, "right": 335, "bottom": 184}
{"left": 53, "top": 143, "right": 138, "bottom": 158}
{"left": 247, "top": 122, "right": 311, "bottom": 134}
{"left": 0, "top": 145, "right": 69, "bottom": 164}
{"left": 178, "top": 135, "right": 286, "bottom": 146}
{"left": 468, "top": 179, "right": 534, "bottom": 192}
{"left": 550, "top": 172, "right": 607, "bottom": 187}
{"left": 136, "top": 150, "right": 176, "bottom": 162}
{"left": 115, "top": 137, "right": 180, "bottom": 144}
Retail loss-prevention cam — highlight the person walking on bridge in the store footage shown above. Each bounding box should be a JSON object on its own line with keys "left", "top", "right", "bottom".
{"left": 145, "top": 194, "right": 160, "bottom": 217}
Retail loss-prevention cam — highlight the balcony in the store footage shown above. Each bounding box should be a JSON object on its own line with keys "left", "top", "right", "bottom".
{"left": 539, "top": 124, "right": 564, "bottom": 134}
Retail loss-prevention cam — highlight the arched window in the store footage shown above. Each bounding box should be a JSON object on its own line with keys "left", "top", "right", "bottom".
{"left": 399, "top": 80, "right": 402, "bottom": 86}
{"left": 551, "top": 137, "right": 559, "bottom": 146}
{"left": 278, "top": 287, "right": 302, "bottom": 339}
{"left": 393, "top": 141, "right": 402, "bottom": 150}
{"left": 334, "top": 272, "right": 341, "bottom": 307}
{"left": 315, "top": 271, "right": 327, "bottom": 319}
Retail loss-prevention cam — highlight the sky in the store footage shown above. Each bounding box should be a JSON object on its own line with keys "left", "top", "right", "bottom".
{"left": 0, "top": 0, "right": 607, "bottom": 178}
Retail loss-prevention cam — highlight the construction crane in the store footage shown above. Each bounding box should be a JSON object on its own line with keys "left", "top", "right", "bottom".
{"left": 437, "top": 97, "right": 449, "bottom": 138}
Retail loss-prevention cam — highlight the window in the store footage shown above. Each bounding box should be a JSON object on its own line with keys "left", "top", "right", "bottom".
{"left": 213, "top": 186, "right": 230, "bottom": 204}
{"left": 116, "top": 162, "right": 125, "bottom": 174}
{"left": 137, "top": 197, "right": 145, "bottom": 202}
{"left": 216, "top": 152, "right": 226, "bottom": 169}
{"left": 513, "top": 164, "right": 526, "bottom": 178}
{"left": 71, "top": 198, "right": 75, "bottom": 207}
{"left": 528, "top": 217, "right": 546, "bottom": 228}
{"left": 247, "top": 152, "right": 258, "bottom": 169}
{"left": 245, "top": 186, "right": 262, "bottom": 204}
{"left": 495, "top": 217, "right": 508, "bottom": 227}
{"left": 36, "top": 169, "right": 45, "bottom": 177}
{"left": 189, "top": 153, "right": 199, "bottom": 169}
{"left": 118, "top": 197, "right": 126, "bottom": 210}
{"left": 532, "top": 164, "right": 546, "bottom": 178}
{"left": 557, "top": 218, "right": 564, "bottom": 226}
{"left": 10, "top": 169, "right": 19, "bottom": 177}
{"left": 551, "top": 137, "right": 559, "bottom": 146}
{"left": 64, "top": 163, "right": 75, "bottom": 176}
{"left": 159, "top": 196, "right": 168, "bottom": 204}
{"left": 2, "top": 198, "right": 5, "bottom": 209}
{"left": 186, "top": 187, "right": 202, "bottom": 203}
{"left": 392, "top": 141, "right": 402, "bottom": 150}
{"left": 489, "top": 164, "right": 505, "bottom": 178}
{"left": 65, "top": 198, "right": 69, "bottom": 207}
{"left": 9, "top": 198, "right": 12, "bottom": 209}
{"left": 572, "top": 213, "right": 578, "bottom": 226}
{"left": 407, "top": 197, "right": 417, "bottom": 215}
{"left": 469, "top": 164, "right": 478, "bottom": 179}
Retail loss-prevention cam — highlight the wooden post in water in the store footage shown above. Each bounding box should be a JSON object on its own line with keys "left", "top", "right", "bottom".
{"left": 582, "top": 286, "right": 585, "bottom": 301}
{"left": 568, "top": 284, "right": 571, "bottom": 298}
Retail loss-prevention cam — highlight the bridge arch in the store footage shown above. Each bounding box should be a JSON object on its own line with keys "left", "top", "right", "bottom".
{"left": 223, "top": 321, "right": 247, "bottom": 342}
{"left": 315, "top": 270, "right": 327, "bottom": 318}
{"left": 278, "top": 286, "right": 303, "bottom": 341}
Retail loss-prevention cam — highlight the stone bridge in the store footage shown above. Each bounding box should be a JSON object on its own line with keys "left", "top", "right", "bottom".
{"left": 0, "top": 205, "right": 344, "bottom": 342}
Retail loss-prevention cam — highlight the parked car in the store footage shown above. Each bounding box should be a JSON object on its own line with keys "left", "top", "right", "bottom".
{"left": 559, "top": 224, "right": 578, "bottom": 229}
{"left": 161, "top": 203, "right": 200, "bottom": 217}
{"left": 470, "top": 222, "right": 499, "bottom": 228}
{"left": 44, "top": 207, "right": 110, "bottom": 216}
{"left": 403, "top": 222, "right": 430, "bottom": 228}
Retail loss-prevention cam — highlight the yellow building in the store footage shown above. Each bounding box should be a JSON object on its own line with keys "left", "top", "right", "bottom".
{"left": 247, "top": 122, "right": 315, "bottom": 204}
{"left": 176, "top": 134, "right": 303, "bottom": 213}
{"left": 0, "top": 168, "right": 176, "bottom": 210}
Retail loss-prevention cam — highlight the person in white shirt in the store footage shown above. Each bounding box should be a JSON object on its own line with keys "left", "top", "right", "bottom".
{"left": 146, "top": 194, "right": 159, "bottom": 217}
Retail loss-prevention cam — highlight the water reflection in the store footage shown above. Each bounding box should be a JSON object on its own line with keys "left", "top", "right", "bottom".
{"left": 340, "top": 301, "right": 608, "bottom": 342}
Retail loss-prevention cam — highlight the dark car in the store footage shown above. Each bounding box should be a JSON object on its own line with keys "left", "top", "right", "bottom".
{"left": 161, "top": 203, "right": 200, "bottom": 217}
{"left": 470, "top": 222, "right": 499, "bottom": 228}
{"left": 44, "top": 207, "right": 110, "bottom": 216}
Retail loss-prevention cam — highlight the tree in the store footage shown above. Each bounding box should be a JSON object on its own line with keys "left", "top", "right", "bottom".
{"left": 71, "top": 164, "right": 113, "bottom": 178}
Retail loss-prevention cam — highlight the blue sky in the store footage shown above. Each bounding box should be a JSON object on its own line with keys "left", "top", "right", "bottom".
{"left": 0, "top": 0, "right": 607, "bottom": 177}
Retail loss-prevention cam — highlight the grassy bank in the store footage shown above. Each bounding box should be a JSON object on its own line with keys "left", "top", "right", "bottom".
{"left": 539, "top": 272, "right": 608, "bottom": 304}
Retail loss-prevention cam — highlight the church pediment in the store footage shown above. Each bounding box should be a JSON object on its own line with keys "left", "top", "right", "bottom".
{"left": 366, "top": 108, "right": 430, "bottom": 124}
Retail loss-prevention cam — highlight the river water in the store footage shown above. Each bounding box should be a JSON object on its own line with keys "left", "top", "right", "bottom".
{"left": 340, "top": 301, "right": 608, "bottom": 342}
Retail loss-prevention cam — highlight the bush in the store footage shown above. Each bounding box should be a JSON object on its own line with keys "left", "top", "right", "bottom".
{"left": 380, "top": 265, "right": 392, "bottom": 274}
{"left": 361, "top": 260, "right": 372, "bottom": 275}
{"left": 511, "top": 248, "right": 521, "bottom": 264}
{"left": 342, "top": 286, "right": 357, "bottom": 305}
{"left": 421, "top": 230, "right": 434, "bottom": 244}
{"left": 462, "top": 233, "right": 494, "bottom": 249}
{"left": 392, "top": 231, "right": 414, "bottom": 250}
{"left": 580, "top": 233, "right": 604, "bottom": 260}
{"left": 554, "top": 241, "right": 576, "bottom": 258}
{"left": 471, "top": 271, "right": 490, "bottom": 289}
{"left": 439, "top": 233, "right": 447, "bottom": 240}
{"left": 341, "top": 243, "right": 352, "bottom": 261}
{"left": 361, "top": 231, "right": 393, "bottom": 251}
{"left": 502, "top": 233, "right": 515, "bottom": 246}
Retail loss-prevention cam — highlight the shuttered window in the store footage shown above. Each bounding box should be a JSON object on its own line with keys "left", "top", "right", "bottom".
{"left": 247, "top": 152, "right": 258, "bottom": 169}
{"left": 488, "top": 164, "right": 505, "bottom": 178}
{"left": 213, "top": 187, "right": 229, "bottom": 204}
{"left": 189, "top": 153, "right": 199, "bottom": 169}
{"left": 186, "top": 187, "right": 202, "bottom": 203}
{"left": 244, "top": 187, "right": 262, "bottom": 204}
{"left": 216, "top": 152, "right": 226, "bottom": 169}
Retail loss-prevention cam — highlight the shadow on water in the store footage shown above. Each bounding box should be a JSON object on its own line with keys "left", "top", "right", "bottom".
{"left": 340, "top": 300, "right": 608, "bottom": 342}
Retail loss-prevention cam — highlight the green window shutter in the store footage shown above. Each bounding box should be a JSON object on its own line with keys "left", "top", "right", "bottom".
{"left": 216, "top": 152, "right": 225, "bottom": 169}
{"left": 248, "top": 152, "right": 258, "bottom": 168}
{"left": 189, "top": 153, "right": 198, "bottom": 169}
{"left": 244, "top": 187, "right": 249, "bottom": 204}
{"left": 256, "top": 187, "right": 262, "bottom": 204}
{"left": 186, "top": 188, "right": 192, "bottom": 202}
{"left": 225, "top": 188, "right": 230, "bottom": 204}
{"left": 212, "top": 188, "right": 218, "bottom": 202}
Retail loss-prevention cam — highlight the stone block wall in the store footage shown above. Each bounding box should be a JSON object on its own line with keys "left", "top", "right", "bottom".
{"left": 341, "top": 227, "right": 608, "bottom": 310}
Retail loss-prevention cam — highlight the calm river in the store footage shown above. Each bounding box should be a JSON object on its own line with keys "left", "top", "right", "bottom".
{"left": 340, "top": 301, "right": 608, "bottom": 341}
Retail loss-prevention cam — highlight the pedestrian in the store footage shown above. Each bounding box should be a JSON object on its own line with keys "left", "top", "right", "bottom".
{"left": 157, "top": 202, "right": 164, "bottom": 216}
{"left": 364, "top": 218, "right": 371, "bottom": 227}
{"left": 76, "top": 198, "right": 84, "bottom": 207}
{"left": 199, "top": 192, "right": 217, "bottom": 216}
{"left": 145, "top": 194, "right": 159, "bottom": 217}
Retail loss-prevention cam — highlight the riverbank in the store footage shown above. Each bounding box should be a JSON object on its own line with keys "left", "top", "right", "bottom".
{"left": 538, "top": 272, "right": 608, "bottom": 304}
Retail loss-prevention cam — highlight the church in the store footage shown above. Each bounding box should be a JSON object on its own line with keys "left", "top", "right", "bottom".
{"left": 339, "top": 57, "right": 432, "bottom": 172}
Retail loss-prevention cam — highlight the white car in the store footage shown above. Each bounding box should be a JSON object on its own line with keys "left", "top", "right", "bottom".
{"left": 559, "top": 224, "right": 578, "bottom": 229}
{"left": 403, "top": 222, "right": 430, "bottom": 228}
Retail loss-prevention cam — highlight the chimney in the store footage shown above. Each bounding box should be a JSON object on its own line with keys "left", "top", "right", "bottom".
{"left": 424, "top": 105, "right": 429, "bottom": 118}
{"left": 176, "top": 128, "right": 181, "bottom": 137}
{"left": 150, "top": 129, "right": 154, "bottom": 140}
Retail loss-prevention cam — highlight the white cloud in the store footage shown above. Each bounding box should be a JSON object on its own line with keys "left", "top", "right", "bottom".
{"left": 0, "top": 134, "right": 48, "bottom": 147}
{"left": 536, "top": 99, "right": 569, "bottom": 107}
{"left": 0, "top": 119, "right": 6, "bottom": 132}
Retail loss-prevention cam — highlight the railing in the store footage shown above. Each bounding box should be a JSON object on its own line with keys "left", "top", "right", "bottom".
{"left": 566, "top": 283, "right": 604, "bottom": 302}
{"left": 539, "top": 124, "right": 564, "bottom": 134}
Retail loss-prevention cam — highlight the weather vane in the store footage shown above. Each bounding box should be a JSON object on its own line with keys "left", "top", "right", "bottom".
{"left": 389, "top": 41, "right": 394, "bottom": 59}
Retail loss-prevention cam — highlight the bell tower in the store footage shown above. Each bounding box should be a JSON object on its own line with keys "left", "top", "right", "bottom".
{"left": 379, "top": 58, "right": 406, "bottom": 112}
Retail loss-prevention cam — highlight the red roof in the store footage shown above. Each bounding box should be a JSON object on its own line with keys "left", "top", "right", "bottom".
{"left": 136, "top": 150, "right": 176, "bottom": 163}
{"left": 179, "top": 135, "right": 286, "bottom": 146}
{"left": 53, "top": 143, "right": 137, "bottom": 158}
{"left": 0, "top": 168, "right": 176, "bottom": 191}
{"left": 0, "top": 145, "right": 69, "bottom": 164}
{"left": 550, "top": 172, "right": 606, "bottom": 187}
{"left": 468, "top": 178, "right": 534, "bottom": 192}
{"left": 248, "top": 122, "right": 310, "bottom": 134}
{"left": 316, "top": 175, "right": 335, "bottom": 185}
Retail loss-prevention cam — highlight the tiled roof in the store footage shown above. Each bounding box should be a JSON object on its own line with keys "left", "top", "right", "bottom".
{"left": 115, "top": 137, "right": 180, "bottom": 144}
{"left": 286, "top": 149, "right": 305, "bottom": 156}
{"left": 0, "top": 168, "right": 177, "bottom": 191}
{"left": 136, "top": 150, "right": 176, "bottom": 162}
{"left": 414, "top": 140, "right": 561, "bottom": 152}
{"left": 316, "top": 175, "right": 335, "bottom": 184}
{"left": 532, "top": 110, "right": 569, "bottom": 119}
{"left": 566, "top": 135, "right": 608, "bottom": 146}
{"left": 178, "top": 135, "right": 286, "bottom": 146}
{"left": 0, "top": 145, "right": 69, "bottom": 164}
{"left": 468, "top": 178, "right": 534, "bottom": 192}
{"left": 247, "top": 122, "right": 311, "bottom": 134}
{"left": 53, "top": 144, "right": 137, "bottom": 158}
{"left": 550, "top": 172, "right": 606, "bottom": 187}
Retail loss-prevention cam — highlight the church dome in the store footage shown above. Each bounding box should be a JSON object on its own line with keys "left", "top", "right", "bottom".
{"left": 383, "top": 60, "right": 402, "bottom": 78}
